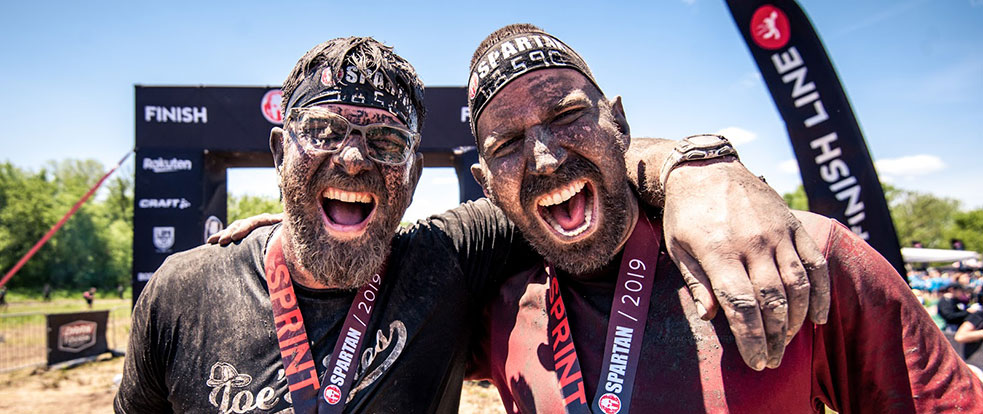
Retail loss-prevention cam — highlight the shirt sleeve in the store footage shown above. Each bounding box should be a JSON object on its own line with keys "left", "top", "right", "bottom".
{"left": 409, "top": 198, "right": 537, "bottom": 296}
{"left": 114, "top": 262, "right": 174, "bottom": 413}
{"left": 967, "top": 312, "right": 983, "bottom": 330}
{"left": 938, "top": 297, "right": 969, "bottom": 324}
{"left": 801, "top": 213, "right": 983, "bottom": 413}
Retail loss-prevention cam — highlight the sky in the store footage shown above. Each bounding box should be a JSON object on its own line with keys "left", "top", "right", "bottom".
{"left": 1, "top": 0, "right": 981, "bottom": 222}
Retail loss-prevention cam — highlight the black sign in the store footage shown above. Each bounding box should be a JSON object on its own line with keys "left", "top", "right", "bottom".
{"left": 46, "top": 310, "right": 109, "bottom": 366}
{"left": 132, "top": 149, "right": 207, "bottom": 301}
{"left": 725, "top": 0, "right": 905, "bottom": 277}
{"left": 419, "top": 87, "right": 473, "bottom": 154}
{"left": 136, "top": 86, "right": 473, "bottom": 153}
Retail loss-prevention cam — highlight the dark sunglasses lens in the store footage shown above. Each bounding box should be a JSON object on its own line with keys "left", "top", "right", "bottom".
{"left": 296, "top": 114, "right": 349, "bottom": 151}
{"left": 364, "top": 127, "right": 412, "bottom": 163}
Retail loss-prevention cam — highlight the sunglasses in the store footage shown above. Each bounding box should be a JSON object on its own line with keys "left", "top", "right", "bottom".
{"left": 285, "top": 107, "right": 420, "bottom": 165}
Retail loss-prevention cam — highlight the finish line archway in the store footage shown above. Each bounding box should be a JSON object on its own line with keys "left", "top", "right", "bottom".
{"left": 133, "top": 86, "right": 478, "bottom": 302}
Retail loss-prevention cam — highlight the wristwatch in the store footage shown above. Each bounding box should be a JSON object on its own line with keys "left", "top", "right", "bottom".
{"left": 658, "top": 134, "right": 739, "bottom": 192}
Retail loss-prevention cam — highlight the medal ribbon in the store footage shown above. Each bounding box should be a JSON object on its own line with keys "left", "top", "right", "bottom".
{"left": 545, "top": 212, "right": 661, "bottom": 414}
{"left": 264, "top": 230, "right": 386, "bottom": 414}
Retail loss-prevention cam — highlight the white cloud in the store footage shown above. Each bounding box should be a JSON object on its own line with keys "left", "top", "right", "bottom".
{"left": 715, "top": 126, "right": 757, "bottom": 146}
{"left": 778, "top": 159, "right": 800, "bottom": 175}
{"left": 874, "top": 154, "right": 946, "bottom": 177}
{"left": 734, "top": 71, "right": 763, "bottom": 90}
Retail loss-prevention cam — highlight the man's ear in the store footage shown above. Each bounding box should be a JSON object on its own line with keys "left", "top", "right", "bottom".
{"left": 404, "top": 152, "right": 425, "bottom": 205}
{"left": 270, "top": 127, "right": 285, "bottom": 175}
{"left": 609, "top": 96, "right": 631, "bottom": 150}
{"left": 410, "top": 152, "right": 424, "bottom": 187}
{"left": 610, "top": 96, "right": 630, "bottom": 136}
{"left": 469, "top": 163, "right": 492, "bottom": 199}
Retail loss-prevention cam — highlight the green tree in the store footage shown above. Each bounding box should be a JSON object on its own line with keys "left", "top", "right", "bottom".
{"left": 0, "top": 162, "right": 57, "bottom": 289}
{"left": 0, "top": 159, "right": 133, "bottom": 290}
{"left": 782, "top": 185, "right": 809, "bottom": 211}
{"left": 228, "top": 194, "right": 282, "bottom": 222}
{"left": 889, "top": 189, "right": 961, "bottom": 249}
{"left": 950, "top": 209, "right": 983, "bottom": 253}
{"left": 98, "top": 166, "right": 134, "bottom": 287}
{"left": 781, "top": 183, "right": 964, "bottom": 251}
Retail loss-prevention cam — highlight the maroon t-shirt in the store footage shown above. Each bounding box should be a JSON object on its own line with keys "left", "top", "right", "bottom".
{"left": 469, "top": 211, "right": 983, "bottom": 413}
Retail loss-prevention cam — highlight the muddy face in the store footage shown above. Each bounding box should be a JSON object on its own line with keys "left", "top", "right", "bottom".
{"left": 275, "top": 104, "right": 420, "bottom": 289}
{"left": 474, "top": 69, "right": 634, "bottom": 275}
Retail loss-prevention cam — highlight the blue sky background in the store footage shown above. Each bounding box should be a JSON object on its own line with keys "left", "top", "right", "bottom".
{"left": 2, "top": 0, "right": 980, "bottom": 222}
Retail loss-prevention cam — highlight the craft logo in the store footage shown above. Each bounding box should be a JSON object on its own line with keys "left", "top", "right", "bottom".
{"left": 142, "top": 157, "right": 193, "bottom": 173}
{"left": 750, "top": 5, "right": 790, "bottom": 50}
{"left": 203, "top": 215, "right": 224, "bottom": 242}
{"left": 261, "top": 89, "right": 283, "bottom": 125}
{"left": 323, "top": 384, "right": 342, "bottom": 405}
{"left": 58, "top": 320, "right": 97, "bottom": 353}
{"left": 598, "top": 393, "right": 622, "bottom": 414}
{"left": 153, "top": 226, "right": 175, "bottom": 253}
{"left": 136, "top": 272, "right": 153, "bottom": 282}
{"left": 138, "top": 198, "right": 191, "bottom": 209}
{"left": 144, "top": 106, "right": 208, "bottom": 123}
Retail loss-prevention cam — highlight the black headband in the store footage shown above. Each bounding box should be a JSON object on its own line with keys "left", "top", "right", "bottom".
{"left": 467, "top": 30, "right": 600, "bottom": 135}
{"left": 285, "top": 58, "right": 418, "bottom": 130}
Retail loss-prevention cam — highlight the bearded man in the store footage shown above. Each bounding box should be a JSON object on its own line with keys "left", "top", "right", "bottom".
{"left": 118, "top": 37, "right": 829, "bottom": 414}
{"left": 463, "top": 24, "right": 983, "bottom": 413}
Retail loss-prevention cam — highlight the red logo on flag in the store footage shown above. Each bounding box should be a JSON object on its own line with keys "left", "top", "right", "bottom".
{"left": 598, "top": 393, "right": 622, "bottom": 414}
{"left": 750, "top": 5, "right": 791, "bottom": 50}
{"left": 261, "top": 89, "right": 283, "bottom": 125}
{"left": 323, "top": 384, "right": 342, "bottom": 405}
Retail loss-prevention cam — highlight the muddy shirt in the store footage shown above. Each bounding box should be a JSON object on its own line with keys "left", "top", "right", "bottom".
{"left": 115, "top": 199, "right": 535, "bottom": 414}
{"left": 469, "top": 211, "right": 983, "bottom": 413}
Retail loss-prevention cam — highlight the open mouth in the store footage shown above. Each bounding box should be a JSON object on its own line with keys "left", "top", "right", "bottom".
{"left": 535, "top": 179, "right": 598, "bottom": 241}
{"left": 319, "top": 187, "right": 378, "bottom": 239}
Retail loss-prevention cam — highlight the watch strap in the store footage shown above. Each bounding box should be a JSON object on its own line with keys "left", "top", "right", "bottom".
{"left": 658, "top": 134, "right": 739, "bottom": 194}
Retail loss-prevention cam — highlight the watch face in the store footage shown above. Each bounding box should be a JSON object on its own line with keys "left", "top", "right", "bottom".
{"left": 688, "top": 134, "right": 725, "bottom": 147}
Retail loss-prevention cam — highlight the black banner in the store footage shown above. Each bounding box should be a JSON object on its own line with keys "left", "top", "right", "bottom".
{"left": 132, "top": 149, "right": 208, "bottom": 301}
{"left": 46, "top": 310, "right": 109, "bottom": 366}
{"left": 725, "top": 0, "right": 905, "bottom": 277}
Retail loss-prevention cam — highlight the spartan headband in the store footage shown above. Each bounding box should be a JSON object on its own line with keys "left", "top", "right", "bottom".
{"left": 285, "top": 58, "right": 418, "bottom": 130}
{"left": 467, "top": 30, "right": 601, "bottom": 135}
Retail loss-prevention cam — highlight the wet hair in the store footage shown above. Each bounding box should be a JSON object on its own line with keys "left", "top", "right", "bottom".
{"left": 281, "top": 37, "right": 426, "bottom": 129}
{"left": 470, "top": 23, "right": 544, "bottom": 72}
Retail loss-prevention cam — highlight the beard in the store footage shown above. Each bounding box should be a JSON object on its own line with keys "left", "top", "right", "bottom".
{"left": 515, "top": 156, "right": 632, "bottom": 275}
{"left": 280, "top": 163, "right": 408, "bottom": 290}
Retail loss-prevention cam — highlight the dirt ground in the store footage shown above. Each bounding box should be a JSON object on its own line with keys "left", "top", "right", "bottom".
{"left": 0, "top": 355, "right": 505, "bottom": 413}
{"left": 0, "top": 354, "right": 123, "bottom": 414}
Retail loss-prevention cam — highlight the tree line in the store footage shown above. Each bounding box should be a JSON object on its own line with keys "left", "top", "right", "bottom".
{"left": 783, "top": 184, "right": 983, "bottom": 252}
{"left": 0, "top": 157, "right": 979, "bottom": 291}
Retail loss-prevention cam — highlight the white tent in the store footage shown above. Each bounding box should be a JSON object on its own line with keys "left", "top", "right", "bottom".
{"left": 901, "top": 247, "right": 981, "bottom": 264}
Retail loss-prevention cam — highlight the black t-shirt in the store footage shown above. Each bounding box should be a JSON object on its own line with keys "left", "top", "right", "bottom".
{"left": 115, "top": 199, "right": 536, "bottom": 413}
{"left": 963, "top": 312, "right": 983, "bottom": 358}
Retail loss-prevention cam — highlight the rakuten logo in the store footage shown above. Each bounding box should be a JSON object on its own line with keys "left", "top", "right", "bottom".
{"left": 143, "top": 157, "right": 192, "bottom": 173}
{"left": 138, "top": 198, "right": 192, "bottom": 209}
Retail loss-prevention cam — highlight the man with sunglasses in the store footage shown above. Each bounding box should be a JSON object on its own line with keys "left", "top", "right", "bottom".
{"left": 117, "top": 36, "right": 829, "bottom": 413}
